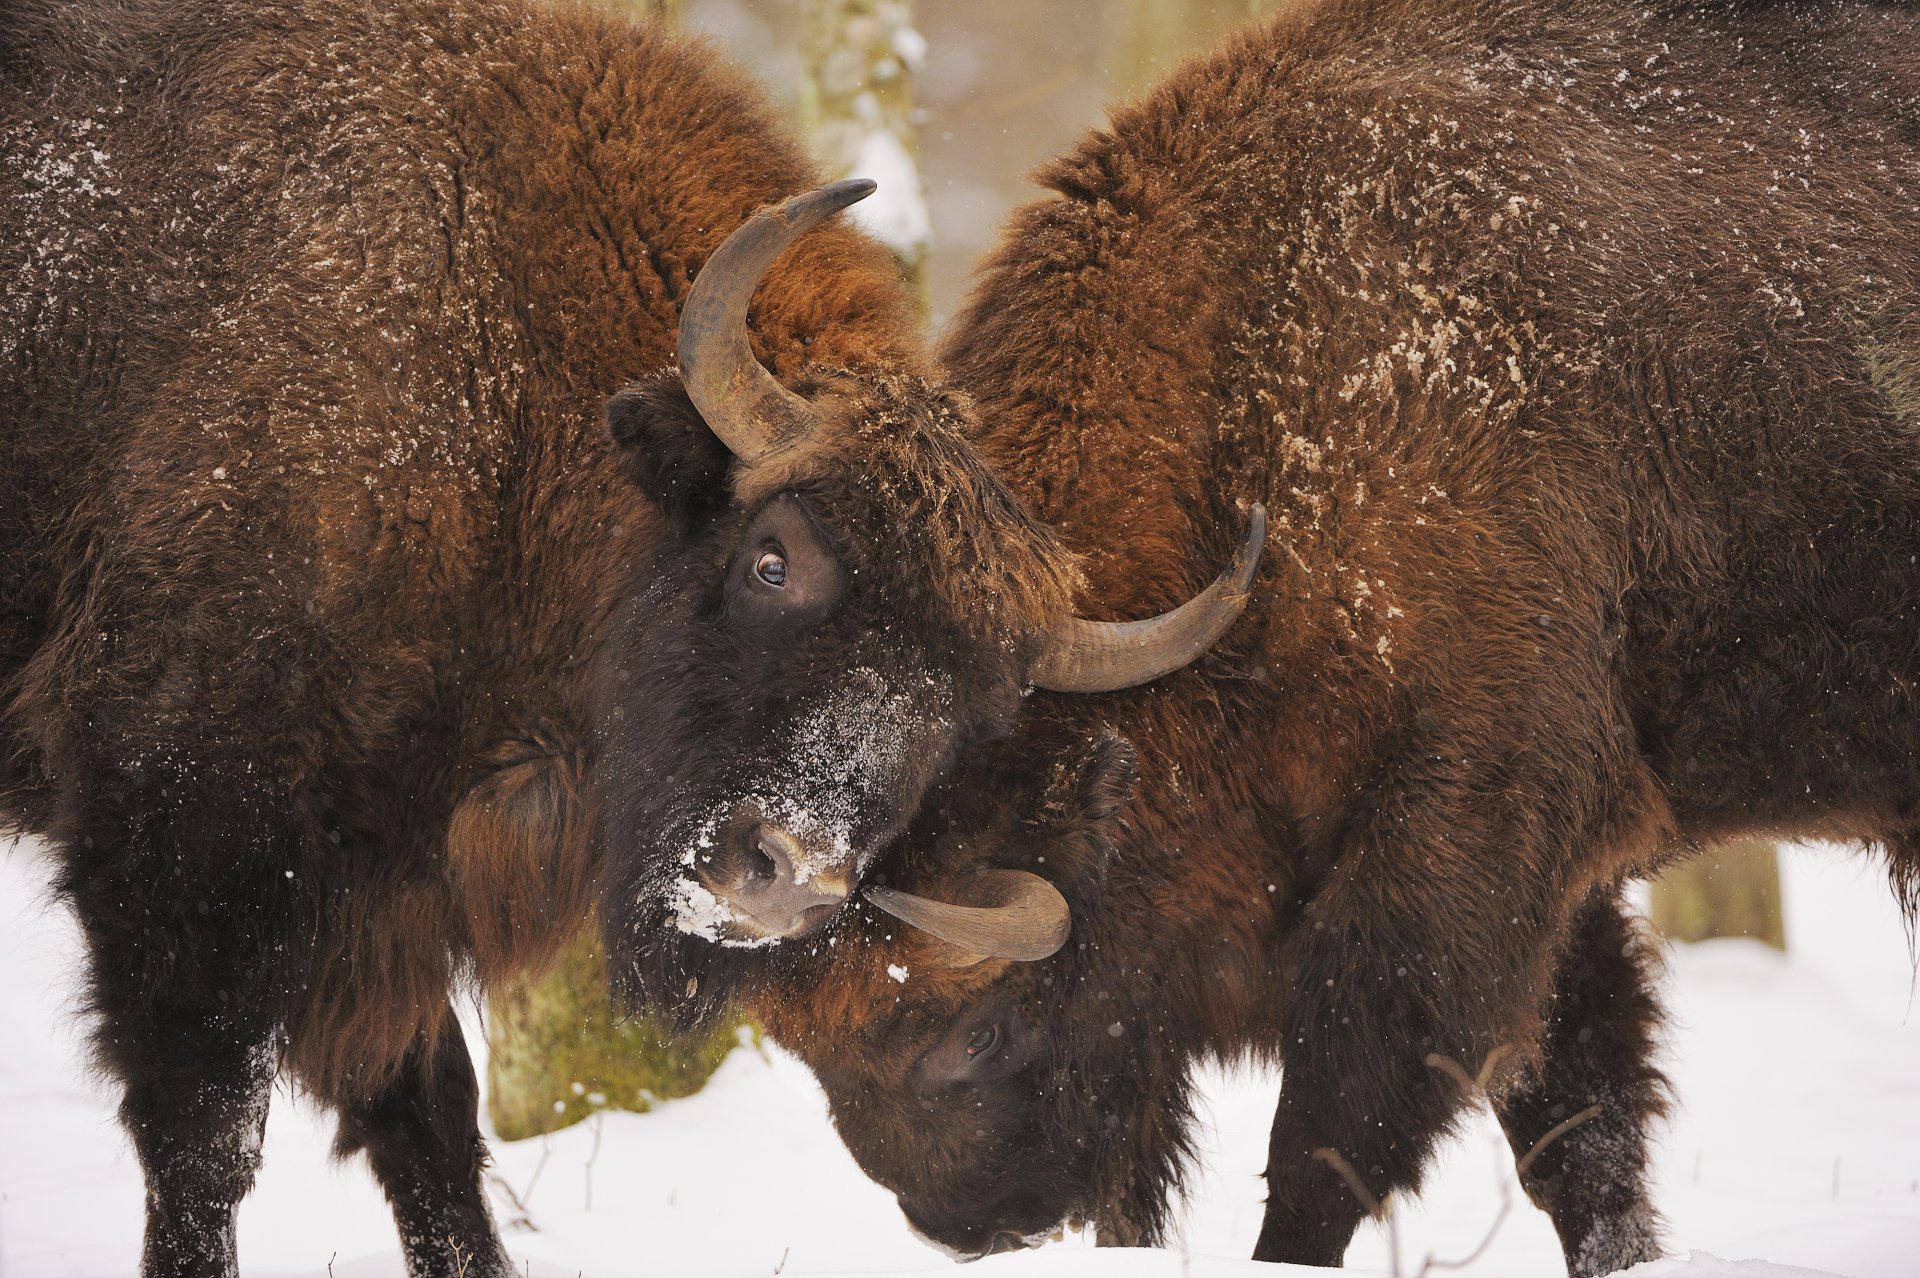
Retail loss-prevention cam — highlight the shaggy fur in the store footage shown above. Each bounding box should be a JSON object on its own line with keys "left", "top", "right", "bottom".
{"left": 0, "top": 2, "right": 1083, "bottom": 1274}
{"left": 758, "top": 0, "right": 1920, "bottom": 1271}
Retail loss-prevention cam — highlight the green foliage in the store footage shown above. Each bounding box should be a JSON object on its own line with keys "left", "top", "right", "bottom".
{"left": 486, "top": 927, "right": 754, "bottom": 1141}
{"left": 800, "top": 0, "right": 929, "bottom": 296}
{"left": 1649, "top": 838, "right": 1787, "bottom": 949}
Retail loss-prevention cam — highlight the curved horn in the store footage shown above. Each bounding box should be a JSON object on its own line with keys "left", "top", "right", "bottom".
{"left": 677, "top": 178, "right": 878, "bottom": 466}
{"left": 1030, "top": 503, "right": 1268, "bottom": 694}
{"left": 863, "top": 869, "right": 1071, "bottom": 963}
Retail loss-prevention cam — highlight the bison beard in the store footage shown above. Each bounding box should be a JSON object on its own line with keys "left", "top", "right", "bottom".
{"left": 755, "top": 0, "right": 1920, "bottom": 1273}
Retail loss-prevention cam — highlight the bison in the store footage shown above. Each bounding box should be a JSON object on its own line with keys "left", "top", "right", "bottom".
{"left": 0, "top": 0, "right": 1253, "bottom": 1273}
{"left": 752, "top": 0, "right": 1920, "bottom": 1273}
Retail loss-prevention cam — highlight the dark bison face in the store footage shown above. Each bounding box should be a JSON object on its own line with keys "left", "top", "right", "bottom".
{"left": 595, "top": 363, "right": 1055, "bottom": 975}
{"left": 590, "top": 183, "right": 1264, "bottom": 1011}
{"left": 754, "top": 733, "right": 1190, "bottom": 1257}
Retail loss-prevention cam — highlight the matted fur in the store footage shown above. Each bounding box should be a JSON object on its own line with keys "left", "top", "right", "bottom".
{"left": 0, "top": 0, "right": 1089, "bottom": 1272}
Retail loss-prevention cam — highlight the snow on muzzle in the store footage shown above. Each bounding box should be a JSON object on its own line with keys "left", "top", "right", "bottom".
{"left": 692, "top": 812, "right": 851, "bottom": 942}
{"left": 668, "top": 665, "right": 962, "bottom": 945}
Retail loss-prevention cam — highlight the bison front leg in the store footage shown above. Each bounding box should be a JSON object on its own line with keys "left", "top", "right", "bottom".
{"left": 122, "top": 1024, "right": 278, "bottom": 1278}
{"left": 1493, "top": 891, "right": 1667, "bottom": 1277}
{"left": 65, "top": 847, "right": 283, "bottom": 1278}
{"left": 330, "top": 1015, "right": 512, "bottom": 1278}
{"left": 1255, "top": 742, "right": 1649, "bottom": 1267}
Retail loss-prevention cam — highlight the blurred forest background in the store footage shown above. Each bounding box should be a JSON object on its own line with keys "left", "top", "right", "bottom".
{"left": 676, "top": 0, "right": 1279, "bottom": 326}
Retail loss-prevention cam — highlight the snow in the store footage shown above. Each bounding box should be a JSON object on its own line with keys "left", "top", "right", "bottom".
{"left": 3, "top": 839, "right": 1917, "bottom": 1277}
{"left": 664, "top": 873, "right": 766, "bottom": 947}
{"left": 846, "top": 127, "right": 933, "bottom": 256}
{"left": 656, "top": 666, "right": 954, "bottom": 941}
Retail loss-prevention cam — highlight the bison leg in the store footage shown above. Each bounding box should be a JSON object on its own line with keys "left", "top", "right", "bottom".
{"left": 1254, "top": 903, "right": 1489, "bottom": 1266}
{"left": 67, "top": 862, "right": 281, "bottom": 1278}
{"left": 1252, "top": 747, "right": 1642, "bottom": 1267}
{"left": 330, "top": 1015, "right": 512, "bottom": 1278}
{"left": 119, "top": 1026, "right": 277, "bottom": 1278}
{"left": 1493, "top": 891, "right": 1667, "bottom": 1277}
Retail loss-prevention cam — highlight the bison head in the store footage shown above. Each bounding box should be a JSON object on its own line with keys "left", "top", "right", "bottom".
{"left": 595, "top": 182, "right": 1263, "bottom": 1014}
{"left": 751, "top": 729, "right": 1198, "bottom": 1257}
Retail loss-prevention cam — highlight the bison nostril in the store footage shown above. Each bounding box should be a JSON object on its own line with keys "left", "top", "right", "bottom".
{"left": 745, "top": 839, "right": 779, "bottom": 887}
{"left": 702, "top": 820, "right": 848, "bottom": 937}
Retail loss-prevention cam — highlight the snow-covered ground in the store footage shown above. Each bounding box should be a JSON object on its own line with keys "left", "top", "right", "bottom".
{"left": 2, "top": 838, "right": 1915, "bottom": 1278}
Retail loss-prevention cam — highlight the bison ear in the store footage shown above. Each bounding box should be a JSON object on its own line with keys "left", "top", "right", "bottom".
{"left": 1023, "top": 732, "right": 1137, "bottom": 898}
{"left": 1065, "top": 732, "right": 1138, "bottom": 826}
{"left": 605, "top": 372, "right": 733, "bottom": 530}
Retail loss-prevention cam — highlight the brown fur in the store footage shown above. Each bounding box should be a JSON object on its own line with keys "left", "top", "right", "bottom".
{"left": 6, "top": 0, "right": 828, "bottom": 1092}
{"left": 0, "top": 1, "right": 1089, "bottom": 1272}
{"left": 758, "top": 0, "right": 1920, "bottom": 1271}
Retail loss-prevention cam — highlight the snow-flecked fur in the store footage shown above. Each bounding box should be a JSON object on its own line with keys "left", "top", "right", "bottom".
{"left": 0, "top": 1, "right": 1085, "bottom": 1274}
{"left": 759, "top": 0, "right": 1920, "bottom": 1273}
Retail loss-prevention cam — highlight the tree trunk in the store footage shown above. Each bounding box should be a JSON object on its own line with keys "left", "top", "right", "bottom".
{"left": 800, "top": 0, "right": 931, "bottom": 296}
{"left": 485, "top": 927, "right": 749, "bottom": 1141}
{"left": 1648, "top": 838, "right": 1787, "bottom": 949}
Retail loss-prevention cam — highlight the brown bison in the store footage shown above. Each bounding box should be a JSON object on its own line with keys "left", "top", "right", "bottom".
{"left": 753, "top": 0, "right": 1920, "bottom": 1272}
{"left": 0, "top": 0, "right": 1254, "bottom": 1274}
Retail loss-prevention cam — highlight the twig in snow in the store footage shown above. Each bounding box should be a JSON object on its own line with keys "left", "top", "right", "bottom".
{"left": 1416, "top": 1192, "right": 1513, "bottom": 1278}
{"left": 488, "top": 1172, "right": 541, "bottom": 1233}
{"left": 1311, "top": 1147, "right": 1401, "bottom": 1278}
{"left": 488, "top": 1132, "right": 553, "bottom": 1232}
{"left": 526, "top": 1132, "right": 553, "bottom": 1202}
{"left": 1416, "top": 1105, "right": 1598, "bottom": 1278}
{"left": 774, "top": 1245, "right": 790, "bottom": 1274}
{"left": 584, "top": 1110, "right": 605, "bottom": 1212}
{"left": 1423, "top": 1045, "right": 1514, "bottom": 1099}
{"left": 1514, "top": 1104, "right": 1602, "bottom": 1182}
{"left": 1312, "top": 1048, "right": 1607, "bottom": 1278}
{"left": 1409, "top": 1048, "right": 1600, "bottom": 1278}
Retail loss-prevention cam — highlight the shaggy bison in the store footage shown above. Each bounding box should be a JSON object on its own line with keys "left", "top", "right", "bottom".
{"left": 755, "top": 0, "right": 1920, "bottom": 1272}
{"left": 0, "top": 0, "right": 1252, "bottom": 1273}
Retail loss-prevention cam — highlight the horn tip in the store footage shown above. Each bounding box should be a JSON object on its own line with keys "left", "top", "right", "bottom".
{"left": 836, "top": 176, "right": 879, "bottom": 199}
{"left": 815, "top": 177, "right": 878, "bottom": 210}
{"left": 1228, "top": 502, "right": 1268, "bottom": 590}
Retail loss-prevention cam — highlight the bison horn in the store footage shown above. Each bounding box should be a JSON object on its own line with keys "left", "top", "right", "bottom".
{"left": 677, "top": 178, "right": 878, "bottom": 466}
{"left": 863, "top": 869, "right": 1071, "bottom": 963}
{"left": 1030, "top": 503, "right": 1268, "bottom": 693}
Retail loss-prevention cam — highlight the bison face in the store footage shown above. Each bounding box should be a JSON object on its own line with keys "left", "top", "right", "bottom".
{"left": 591, "top": 183, "right": 1262, "bottom": 1017}
{"left": 754, "top": 733, "right": 1187, "bottom": 1257}
{"left": 595, "top": 365, "right": 1050, "bottom": 972}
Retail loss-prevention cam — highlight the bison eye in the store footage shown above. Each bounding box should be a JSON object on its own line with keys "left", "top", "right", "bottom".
{"left": 965, "top": 1024, "right": 1001, "bottom": 1060}
{"left": 753, "top": 549, "right": 788, "bottom": 588}
{"left": 915, "top": 1013, "right": 1030, "bottom": 1091}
